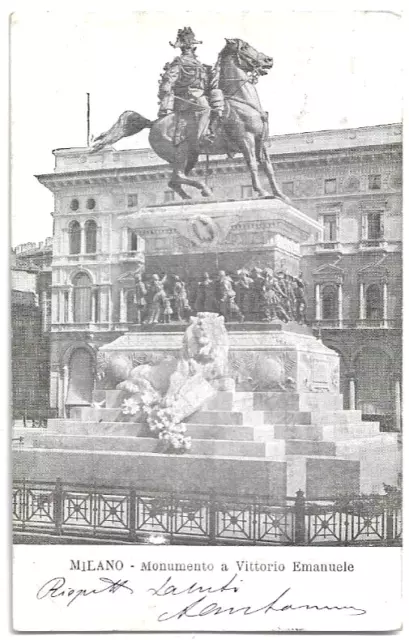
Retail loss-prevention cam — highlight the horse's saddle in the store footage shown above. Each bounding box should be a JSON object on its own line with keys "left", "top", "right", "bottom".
{"left": 157, "top": 103, "right": 237, "bottom": 157}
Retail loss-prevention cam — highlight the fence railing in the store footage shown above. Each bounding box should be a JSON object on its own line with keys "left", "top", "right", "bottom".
{"left": 12, "top": 479, "right": 402, "bottom": 546}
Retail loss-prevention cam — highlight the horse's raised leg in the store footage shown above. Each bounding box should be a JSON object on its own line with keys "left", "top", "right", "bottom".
{"left": 259, "top": 143, "right": 291, "bottom": 203}
{"left": 168, "top": 175, "right": 191, "bottom": 200}
{"left": 238, "top": 134, "right": 269, "bottom": 198}
{"left": 168, "top": 146, "right": 213, "bottom": 199}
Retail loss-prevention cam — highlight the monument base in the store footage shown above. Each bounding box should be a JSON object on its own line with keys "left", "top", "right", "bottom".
{"left": 97, "top": 327, "right": 340, "bottom": 395}
{"left": 14, "top": 363, "right": 400, "bottom": 500}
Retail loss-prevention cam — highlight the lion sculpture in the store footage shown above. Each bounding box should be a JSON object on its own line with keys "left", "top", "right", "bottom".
{"left": 114, "top": 313, "right": 230, "bottom": 433}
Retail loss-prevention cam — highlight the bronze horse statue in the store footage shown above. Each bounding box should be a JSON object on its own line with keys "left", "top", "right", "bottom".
{"left": 91, "top": 38, "right": 287, "bottom": 202}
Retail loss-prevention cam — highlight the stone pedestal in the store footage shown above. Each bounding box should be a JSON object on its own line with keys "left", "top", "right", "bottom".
{"left": 14, "top": 326, "right": 400, "bottom": 499}
{"left": 120, "top": 197, "right": 322, "bottom": 276}
{"left": 97, "top": 325, "right": 340, "bottom": 396}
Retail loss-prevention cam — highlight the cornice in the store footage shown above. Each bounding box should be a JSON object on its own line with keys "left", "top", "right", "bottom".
{"left": 36, "top": 144, "right": 402, "bottom": 192}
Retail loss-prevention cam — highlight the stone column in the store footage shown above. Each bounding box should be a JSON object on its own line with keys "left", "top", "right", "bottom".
{"left": 359, "top": 282, "right": 366, "bottom": 320}
{"left": 100, "top": 287, "right": 108, "bottom": 322}
{"left": 57, "top": 371, "right": 63, "bottom": 418}
{"left": 51, "top": 290, "right": 59, "bottom": 324}
{"left": 80, "top": 223, "right": 85, "bottom": 255}
{"left": 62, "top": 365, "right": 69, "bottom": 418}
{"left": 91, "top": 289, "right": 97, "bottom": 323}
{"left": 58, "top": 290, "right": 65, "bottom": 324}
{"left": 67, "top": 288, "right": 73, "bottom": 323}
{"left": 97, "top": 226, "right": 102, "bottom": 253}
{"left": 119, "top": 289, "right": 127, "bottom": 323}
{"left": 41, "top": 291, "right": 48, "bottom": 332}
{"left": 382, "top": 282, "right": 388, "bottom": 328}
{"left": 337, "top": 283, "right": 343, "bottom": 328}
{"left": 348, "top": 378, "right": 356, "bottom": 410}
{"left": 107, "top": 286, "right": 112, "bottom": 326}
{"left": 314, "top": 283, "right": 321, "bottom": 321}
{"left": 122, "top": 227, "right": 129, "bottom": 252}
{"left": 395, "top": 379, "right": 401, "bottom": 431}
{"left": 61, "top": 226, "right": 68, "bottom": 255}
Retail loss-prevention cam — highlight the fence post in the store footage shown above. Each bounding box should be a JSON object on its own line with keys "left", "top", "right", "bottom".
{"left": 53, "top": 477, "right": 63, "bottom": 536}
{"left": 208, "top": 491, "right": 217, "bottom": 545}
{"left": 385, "top": 493, "right": 395, "bottom": 543}
{"left": 129, "top": 488, "right": 136, "bottom": 542}
{"left": 294, "top": 489, "right": 306, "bottom": 545}
{"left": 21, "top": 478, "right": 27, "bottom": 531}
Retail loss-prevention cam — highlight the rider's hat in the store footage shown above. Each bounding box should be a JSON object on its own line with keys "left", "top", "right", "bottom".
{"left": 170, "top": 27, "right": 202, "bottom": 49}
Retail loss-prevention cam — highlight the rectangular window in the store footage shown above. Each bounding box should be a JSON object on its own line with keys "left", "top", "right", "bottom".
{"left": 241, "top": 185, "right": 253, "bottom": 199}
{"left": 127, "top": 194, "right": 138, "bottom": 207}
{"left": 324, "top": 178, "right": 337, "bottom": 195}
{"left": 368, "top": 174, "right": 381, "bottom": 190}
{"left": 164, "top": 190, "right": 175, "bottom": 203}
{"left": 283, "top": 181, "right": 294, "bottom": 196}
{"left": 367, "top": 213, "right": 382, "bottom": 239}
{"left": 323, "top": 215, "right": 338, "bottom": 242}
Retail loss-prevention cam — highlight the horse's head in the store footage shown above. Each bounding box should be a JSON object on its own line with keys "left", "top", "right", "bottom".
{"left": 223, "top": 38, "right": 273, "bottom": 76}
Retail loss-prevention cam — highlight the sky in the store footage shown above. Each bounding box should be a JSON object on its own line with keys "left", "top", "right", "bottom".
{"left": 10, "top": 9, "right": 403, "bottom": 246}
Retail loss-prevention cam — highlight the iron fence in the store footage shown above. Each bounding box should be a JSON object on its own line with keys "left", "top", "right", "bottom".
{"left": 12, "top": 478, "right": 402, "bottom": 546}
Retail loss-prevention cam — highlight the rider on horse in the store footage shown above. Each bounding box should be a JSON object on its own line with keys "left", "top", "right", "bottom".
{"left": 157, "top": 27, "right": 224, "bottom": 146}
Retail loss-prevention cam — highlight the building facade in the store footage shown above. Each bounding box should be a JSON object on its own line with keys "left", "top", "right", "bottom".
{"left": 11, "top": 255, "right": 51, "bottom": 419}
{"left": 34, "top": 123, "right": 402, "bottom": 425}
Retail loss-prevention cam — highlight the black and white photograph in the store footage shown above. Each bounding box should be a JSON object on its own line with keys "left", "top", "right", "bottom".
{"left": 10, "top": 6, "right": 403, "bottom": 632}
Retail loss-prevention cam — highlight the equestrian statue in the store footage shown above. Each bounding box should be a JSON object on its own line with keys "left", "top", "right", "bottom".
{"left": 91, "top": 27, "right": 287, "bottom": 202}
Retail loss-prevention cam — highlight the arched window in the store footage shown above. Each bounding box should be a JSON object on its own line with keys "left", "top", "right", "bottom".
{"left": 130, "top": 231, "right": 138, "bottom": 252}
{"left": 85, "top": 220, "right": 97, "bottom": 254}
{"left": 322, "top": 285, "right": 337, "bottom": 320}
{"left": 73, "top": 272, "right": 92, "bottom": 323}
{"left": 366, "top": 284, "right": 382, "bottom": 320}
{"left": 69, "top": 221, "right": 81, "bottom": 255}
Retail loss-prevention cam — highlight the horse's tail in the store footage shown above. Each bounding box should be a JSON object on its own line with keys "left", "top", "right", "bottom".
{"left": 90, "top": 110, "right": 153, "bottom": 152}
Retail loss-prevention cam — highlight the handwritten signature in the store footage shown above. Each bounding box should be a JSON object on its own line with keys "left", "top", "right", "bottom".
{"left": 36, "top": 576, "right": 133, "bottom": 607}
{"left": 35, "top": 573, "right": 367, "bottom": 620}
{"left": 148, "top": 574, "right": 367, "bottom": 621}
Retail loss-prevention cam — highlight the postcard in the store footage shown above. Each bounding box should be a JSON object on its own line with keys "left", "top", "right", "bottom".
{"left": 11, "top": 7, "right": 402, "bottom": 632}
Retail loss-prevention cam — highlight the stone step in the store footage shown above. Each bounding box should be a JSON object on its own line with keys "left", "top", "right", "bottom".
{"left": 309, "top": 410, "right": 363, "bottom": 425}
{"left": 263, "top": 411, "right": 312, "bottom": 425}
{"left": 284, "top": 439, "right": 337, "bottom": 456}
{"left": 45, "top": 418, "right": 382, "bottom": 444}
{"left": 252, "top": 392, "right": 344, "bottom": 412}
{"left": 17, "top": 422, "right": 270, "bottom": 448}
{"left": 43, "top": 420, "right": 265, "bottom": 441}
{"left": 201, "top": 392, "right": 255, "bottom": 412}
{"left": 21, "top": 432, "right": 286, "bottom": 459}
{"left": 184, "top": 410, "right": 264, "bottom": 426}
{"left": 69, "top": 406, "right": 129, "bottom": 422}
{"left": 14, "top": 448, "right": 288, "bottom": 498}
{"left": 269, "top": 422, "right": 381, "bottom": 441}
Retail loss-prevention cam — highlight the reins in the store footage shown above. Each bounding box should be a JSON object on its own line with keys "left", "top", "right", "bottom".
{"left": 174, "top": 73, "right": 263, "bottom": 115}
